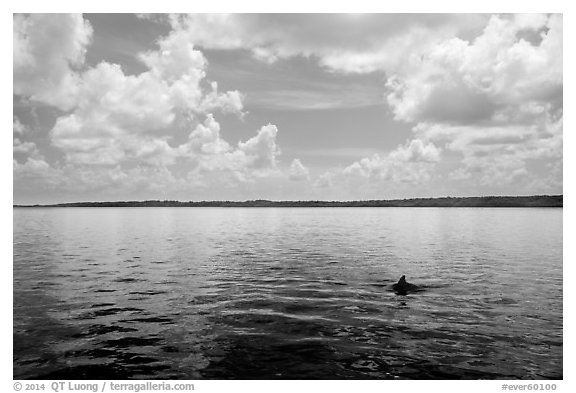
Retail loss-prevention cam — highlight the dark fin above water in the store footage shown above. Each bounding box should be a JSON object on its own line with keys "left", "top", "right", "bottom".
{"left": 392, "top": 275, "right": 419, "bottom": 295}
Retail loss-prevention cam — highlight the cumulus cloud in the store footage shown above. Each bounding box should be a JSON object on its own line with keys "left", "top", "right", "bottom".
{"left": 139, "top": 30, "right": 207, "bottom": 84}
{"left": 385, "top": 14, "right": 562, "bottom": 125}
{"left": 288, "top": 159, "right": 310, "bottom": 181}
{"left": 314, "top": 171, "right": 336, "bottom": 189}
{"left": 49, "top": 63, "right": 174, "bottom": 165}
{"left": 168, "top": 13, "right": 559, "bottom": 194}
{"left": 238, "top": 124, "right": 280, "bottom": 170}
{"left": 13, "top": 14, "right": 563, "bottom": 201}
{"left": 342, "top": 139, "right": 441, "bottom": 183}
{"left": 418, "top": 112, "right": 562, "bottom": 188}
{"left": 389, "top": 139, "right": 441, "bottom": 163}
{"left": 13, "top": 117, "right": 40, "bottom": 158}
{"left": 199, "top": 82, "right": 244, "bottom": 115}
{"left": 164, "top": 14, "right": 488, "bottom": 74}
{"left": 180, "top": 117, "right": 281, "bottom": 182}
{"left": 394, "top": 15, "right": 563, "bottom": 190}
{"left": 13, "top": 14, "right": 93, "bottom": 110}
{"left": 13, "top": 13, "right": 245, "bottom": 169}
{"left": 13, "top": 13, "right": 289, "bottom": 199}
{"left": 13, "top": 117, "right": 28, "bottom": 135}
{"left": 30, "top": 116, "right": 284, "bottom": 196}
{"left": 341, "top": 14, "right": 562, "bottom": 192}
{"left": 13, "top": 157, "right": 193, "bottom": 197}
{"left": 13, "top": 139, "right": 39, "bottom": 156}
{"left": 13, "top": 158, "right": 64, "bottom": 192}
{"left": 48, "top": 39, "right": 244, "bottom": 166}
{"left": 183, "top": 114, "right": 231, "bottom": 156}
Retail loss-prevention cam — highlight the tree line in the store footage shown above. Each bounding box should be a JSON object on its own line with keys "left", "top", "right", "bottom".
{"left": 15, "top": 195, "right": 563, "bottom": 208}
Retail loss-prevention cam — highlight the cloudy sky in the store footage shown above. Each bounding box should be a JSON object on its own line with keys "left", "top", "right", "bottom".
{"left": 13, "top": 13, "right": 562, "bottom": 204}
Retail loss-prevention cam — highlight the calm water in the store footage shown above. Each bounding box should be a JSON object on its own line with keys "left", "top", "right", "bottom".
{"left": 13, "top": 207, "right": 562, "bottom": 379}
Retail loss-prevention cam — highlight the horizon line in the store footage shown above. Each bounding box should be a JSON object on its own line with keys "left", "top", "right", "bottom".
{"left": 13, "top": 194, "right": 563, "bottom": 208}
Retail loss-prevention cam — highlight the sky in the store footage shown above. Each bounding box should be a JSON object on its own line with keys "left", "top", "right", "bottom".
{"left": 13, "top": 13, "right": 563, "bottom": 204}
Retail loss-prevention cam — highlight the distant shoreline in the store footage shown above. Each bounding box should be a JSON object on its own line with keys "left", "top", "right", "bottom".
{"left": 14, "top": 195, "right": 563, "bottom": 208}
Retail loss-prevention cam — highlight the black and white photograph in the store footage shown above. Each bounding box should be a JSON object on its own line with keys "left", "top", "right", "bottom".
{"left": 10, "top": 3, "right": 567, "bottom": 387}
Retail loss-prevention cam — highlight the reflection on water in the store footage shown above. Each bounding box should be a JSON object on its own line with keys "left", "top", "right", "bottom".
{"left": 13, "top": 207, "right": 562, "bottom": 379}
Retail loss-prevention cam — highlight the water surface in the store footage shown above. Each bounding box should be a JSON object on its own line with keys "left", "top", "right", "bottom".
{"left": 13, "top": 207, "right": 562, "bottom": 379}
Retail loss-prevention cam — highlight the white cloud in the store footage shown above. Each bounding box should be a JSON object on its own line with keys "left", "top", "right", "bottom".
{"left": 13, "top": 117, "right": 40, "bottom": 158}
{"left": 139, "top": 30, "right": 207, "bottom": 84}
{"left": 49, "top": 60, "right": 239, "bottom": 166}
{"left": 238, "top": 124, "right": 280, "bottom": 170}
{"left": 13, "top": 139, "right": 39, "bottom": 156}
{"left": 342, "top": 139, "right": 441, "bottom": 183}
{"left": 13, "top": 158, "right": 193, "bottom": 197}
{"left": 314, "top": 171, "right": 336, "bottom": 189}
{"left": 13, "top": 14, "right": 93, "bottom": 110}
{"left": 181, "top": 117, "right": 281, "bottom": 178}
{"left": 13, "top": 158, "right": 64, "bottom": 191}
{"left": 13, "top": 117, "right": 28, "bottom": 135}
{"left": 163, "top": 14, "right": 488, "bottom": 73}
{"left": 50, "top": 61, "right": 181, "bottom": 165}
{"left": 14, "top": 14, "right": 286, "bottom": 199}
{"left": 13, "top": 14, "right": 563, "bottom": 201}
{"left": 183, "top": 114, "right": 231, "bottom": 156}
{"left": 13, "top": 14, "right": 246, "bottom": 168}
{"left": 415, "top": 110, "right": 562, "bottom": 190}
{"left": 165, "top": 13, "right": 561, "bottom": 196}
{"left": 288, "top": 159, "right": 310, "bottom": 181}
{"left": 380, "top": 14, "right": 563, "bottom": 193}
{"left": 389, "top": 138, "right": 441, "bottom": 163}
{"left": 199, "top": 82, "right": 244, "bottom": 115}
{"left": 385, "top": 14, "right": 562, "bottom": 125}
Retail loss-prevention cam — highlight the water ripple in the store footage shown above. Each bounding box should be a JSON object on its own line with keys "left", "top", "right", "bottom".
{"left": 13, "top": 207, "right": 563, "bottom": 379}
